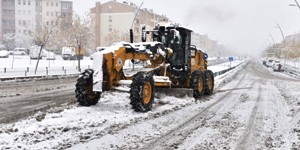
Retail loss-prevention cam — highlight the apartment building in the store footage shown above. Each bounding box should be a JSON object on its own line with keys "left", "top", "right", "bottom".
{"left": 1, "top": 0, "right": 15, "bottom": 36}
{"left": 61, "top": 1, "right": 72, "bottom": 29}
{"left": 90, "top": 1, "right": 169, "bottom": 48}
{"left": 0, "top": 0, "right": 2, "bottom": 39}
{"left": 15, "top": 0, "right": 36, "bottom": 47}
{"left": 0, "top": 0, "right": 73, "bottom": 48}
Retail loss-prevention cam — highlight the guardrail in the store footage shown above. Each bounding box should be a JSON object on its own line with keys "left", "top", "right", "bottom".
{"left": 0, "top": 61, "right": 247, "bottom": 82}
{"left": 213, "top": 61, "right": 245, "bottom": 77}
{"left": 0, "top": 65, "right": 91, "bottom": 81}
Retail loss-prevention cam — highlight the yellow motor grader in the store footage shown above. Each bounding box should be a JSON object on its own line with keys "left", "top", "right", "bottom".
{"left": 75, "top": 23, "right": 214, "bottom": 112}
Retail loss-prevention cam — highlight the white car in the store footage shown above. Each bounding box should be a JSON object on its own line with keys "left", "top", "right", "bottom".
{"left": 46, "top": 52, "right": 56, "bottom": 60}
{"left": 13, "top": 48, "right": 28, "bottom": 55}
{"left": 0, "top": 50, "right": 9, "bottom": 58}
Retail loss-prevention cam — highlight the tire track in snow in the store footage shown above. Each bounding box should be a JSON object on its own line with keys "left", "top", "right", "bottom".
{"left": 140, "top": 70, "right": 249, "bottom": 150}
{"left": 235, "top": 84, "right": 262, "bottom": 149}
{"left": 0, "top": 87, "right": 75, "bottom": 123}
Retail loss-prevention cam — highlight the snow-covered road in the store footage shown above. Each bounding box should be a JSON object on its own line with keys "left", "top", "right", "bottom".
{"left": 0, "top": 59, "right": 299, "bottom": 150}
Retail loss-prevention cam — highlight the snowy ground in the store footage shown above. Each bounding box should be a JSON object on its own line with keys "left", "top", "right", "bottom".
{"left": 0, "top": 58, "right": 300, "bottom": 150}
{"left": 0, "top": 55, "right": 92, "bottom": 78}
{"left": 1, "top": 58, "right": 299, "bottom": 150}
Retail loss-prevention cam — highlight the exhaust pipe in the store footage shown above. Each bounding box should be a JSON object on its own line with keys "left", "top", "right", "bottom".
{"left": 130, "top": 29, "right": 133, "bottom": 43}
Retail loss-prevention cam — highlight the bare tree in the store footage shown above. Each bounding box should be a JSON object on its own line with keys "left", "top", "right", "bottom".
{"left": 70, "top": 14, "right": 94, "bottom": 72}
{"left": 104, "top": 29, "right": 122, "bottom": 46}
{"left": 30, "top": 16, "right": 61, "bottom": 74}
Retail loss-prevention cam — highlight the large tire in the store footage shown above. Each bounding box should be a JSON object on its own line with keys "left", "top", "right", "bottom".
{"left": 75, "top": 69, "right": 101, "bottom": 106}
{"left": 204, "top": 70, "right": 214, "bottom": 95}
{"left": 130, "top": 72, "right": 155, "bottom": 112}
{"left": 190, "top": 70, "right": 205, "bottom": 99}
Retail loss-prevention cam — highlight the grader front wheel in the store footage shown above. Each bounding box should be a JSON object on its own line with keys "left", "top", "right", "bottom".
{"left": 75, "top": 69, "right": 101, "bottom": 106}
{"left": 130, "top": 72, "right": 155, "bottom": 112}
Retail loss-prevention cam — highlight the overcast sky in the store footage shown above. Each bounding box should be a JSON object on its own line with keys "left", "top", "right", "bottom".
{"left": 72, "top": 0, "right": 300, "bottom": 56}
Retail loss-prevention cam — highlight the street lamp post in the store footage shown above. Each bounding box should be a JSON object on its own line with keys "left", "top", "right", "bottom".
{"left": 275, "top": 23, "right": 287, "bottom": 66}
{"left": 289, "top": 0, "right": 300, "bottom": 11}
{"left": 130, "top": 0, "right": 145, "bottom": 43}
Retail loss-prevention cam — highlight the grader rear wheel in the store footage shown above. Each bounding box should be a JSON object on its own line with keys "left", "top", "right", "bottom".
{"left": 130, "top": 72, "right": 155, "bottom": 112}
{"left": 75, "top": 69, "right": 101, "bottom": 106}
{"left": 204, "top": 70, "right": 214, "bottom": 95}
{"left": 190, "top": 71, "right": 205, "bottom": 99}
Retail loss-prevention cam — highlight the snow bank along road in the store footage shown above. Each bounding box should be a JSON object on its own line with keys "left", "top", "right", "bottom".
{"left": 0, "top": 59, "right": 300, "bottom": 150}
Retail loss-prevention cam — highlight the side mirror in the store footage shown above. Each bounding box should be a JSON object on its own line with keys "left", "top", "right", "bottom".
{"left": 141, "top": 26, "right": 147, "bottom": 42}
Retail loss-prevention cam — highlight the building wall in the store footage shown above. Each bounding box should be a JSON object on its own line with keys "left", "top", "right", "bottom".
{"left": 0, "top": 0, "right": 2, "bottom": 40}
{"left": 15, "top": 0, "right": 36, "bottom": 46}
{"left": 100, "top": 13, "right": 134, "bottom": 46}
{"left": 41, "top": 0, "right": 61, "bottom": 27}
{"left": 61, "top": 1, "right": 72, "bottom": 29}
{"left": 90, "top": 1, "right": 169, "bottom": 48}
{"left": 1, "top": 0, "right": 15, "bottom": 35}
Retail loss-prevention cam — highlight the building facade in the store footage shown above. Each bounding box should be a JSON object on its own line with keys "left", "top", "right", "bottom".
{"left": 15, "top": 0, "right": 36, "bottom": 47}
{"left": 0, "top": 0, "right": 73, "bottom": 49}
{"left": 1, "top": 0, "right": 15, "bottom": 36}
{"left": 90, "top": 1, "right": 169, "bottom": 48}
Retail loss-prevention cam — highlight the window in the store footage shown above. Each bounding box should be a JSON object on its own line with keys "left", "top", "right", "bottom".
{"left": 18, "top": 0, "right": 21, "bottom": 5}
{"left": 19, "top": 30, "right": 21, "bottom": 33}
{"left": 23, "top": 0, "right": 26, "bottom": 5}
{"left": 28, "top": 20, "right": 31, "bottom": 25}
{"left": 109, "top": 19, "right": 112, "bottom": 23}
{"left": 47, "top": 2, "right": 49, "bottom": 6}
{"left": 56, "top": 2, "right": 58, "bottom": 7}
{"left": 23, "top": 20, "right": 26, "bottom": 25}
{"left": 109, "top": 28, "right": 112, "bottom": 32}
{"left": 51, "top": 12, "right": 53, "bottom": 16}
{"left": 46, "top": 21, "right": 49, "bottom": 25}
{"left": 19, "top": 20, "right": 22, "bottom": 25}
{"left": 47, "top": 11, "right": 49, "bottom": 16}
{"left": 28, "top": 0, "right": 30, "bottom": 5}
{"left": 23, "top": 30, "right": 27, "bottom": 34}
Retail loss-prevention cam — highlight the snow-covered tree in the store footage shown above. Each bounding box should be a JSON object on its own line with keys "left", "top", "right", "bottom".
{"left": 30, "top": 16, "right": 61, "bottom": 74}
{"left": 2, "top": 33, "right": 15, "bottom": 50}
{"left": 70, "top": 14, "right": 94, "bottom": 72}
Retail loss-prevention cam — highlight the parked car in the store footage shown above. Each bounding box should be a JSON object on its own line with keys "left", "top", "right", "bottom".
{"left": 46, "top": 52, "right": 56, "bottom": 60}
{"left": 265, "top": 59, "right": 274, "bottom": 67}
{"left": 13, "top": 48, "right": 28, "bottom": 55}
{"left": 0, "top": 50, "right": 9, "bottom": 58}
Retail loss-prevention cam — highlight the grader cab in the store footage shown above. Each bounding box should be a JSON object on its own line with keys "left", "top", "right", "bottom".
{"left": 75, "top": 23, "right": 214, "bottom": 112}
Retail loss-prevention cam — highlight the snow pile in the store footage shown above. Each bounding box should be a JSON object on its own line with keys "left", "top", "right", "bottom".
{"left": 0, "top": 91, "right": 194, "bottom": 150}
